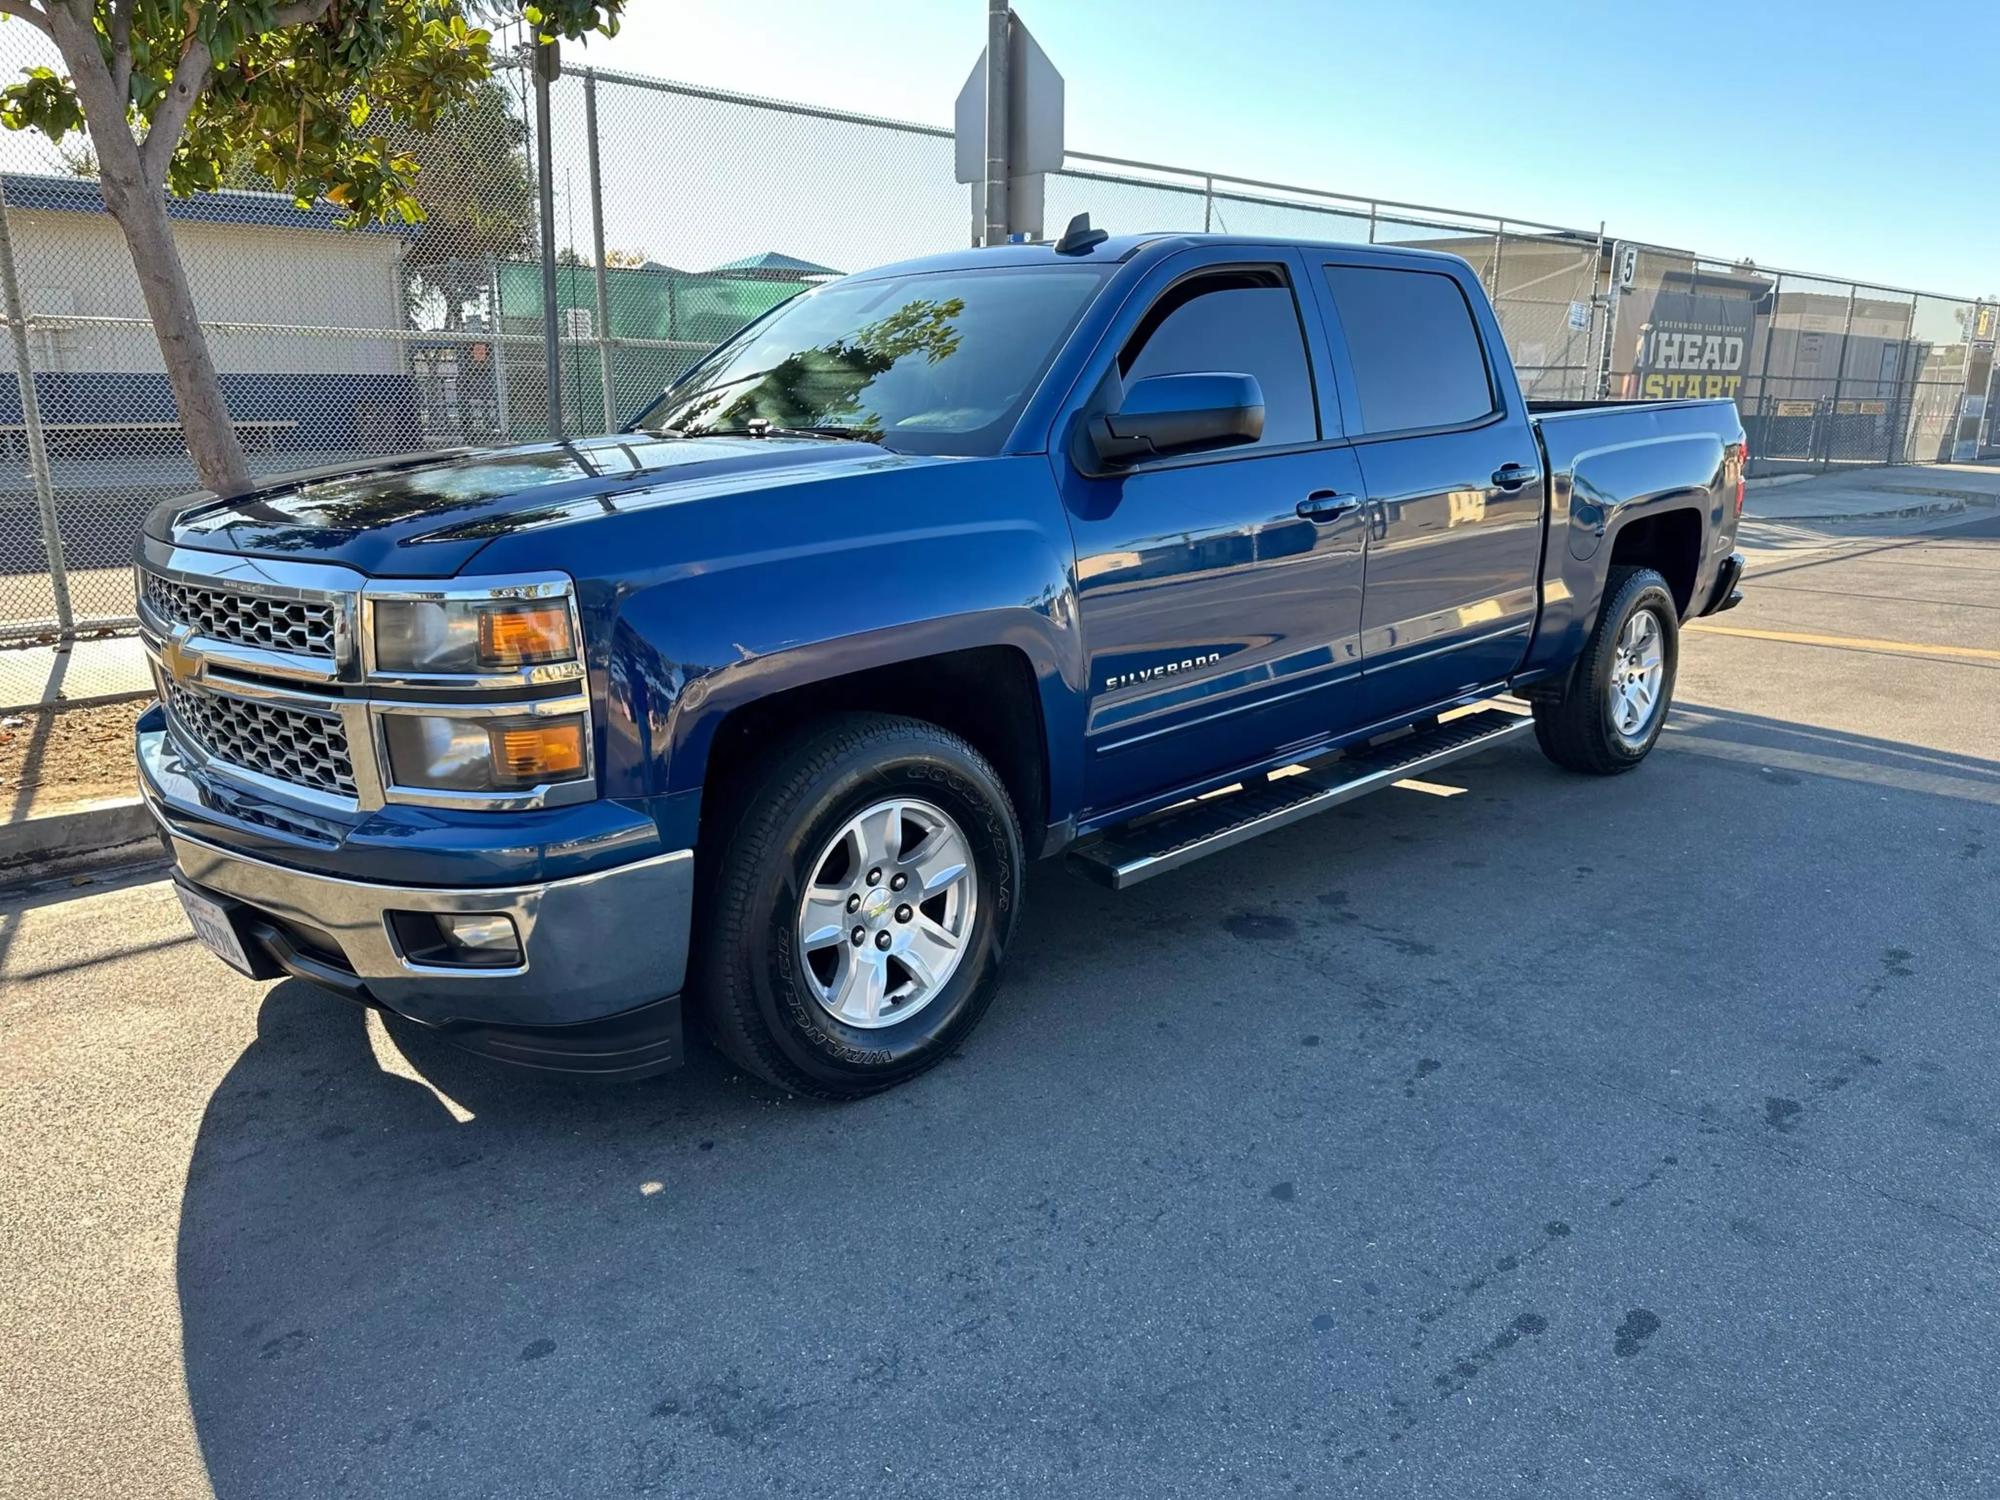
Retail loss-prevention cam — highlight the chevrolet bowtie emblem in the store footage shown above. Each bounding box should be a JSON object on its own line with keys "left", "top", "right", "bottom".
{"left": 161, "top": 625, "right": 203, "bottom": 682}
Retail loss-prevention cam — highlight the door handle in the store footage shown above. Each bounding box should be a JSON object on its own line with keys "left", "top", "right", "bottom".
{"left": 1297, "top": 490, "right": 1362, "bottom": 523}
{"left": 1491, "top": 463, "right": 1542, "bottom": 491}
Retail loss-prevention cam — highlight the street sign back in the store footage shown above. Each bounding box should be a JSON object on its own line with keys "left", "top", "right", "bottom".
{"left": 954, "top": 16, "right": 1065, "bottom": 185}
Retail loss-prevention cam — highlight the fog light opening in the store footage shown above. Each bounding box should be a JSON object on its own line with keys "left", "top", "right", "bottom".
{"left": 389, "top": 909, "right": 524, "bottom": 969}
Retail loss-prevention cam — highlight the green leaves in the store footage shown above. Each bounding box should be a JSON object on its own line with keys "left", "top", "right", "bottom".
{"left": 0, "top": 2, "right": 625, "bottom": 227}
{"left": 1, "top": 65, "right": 85, "bottom": 143}
{"left": 522, "top": 2, "right": 622, "bottom": 44}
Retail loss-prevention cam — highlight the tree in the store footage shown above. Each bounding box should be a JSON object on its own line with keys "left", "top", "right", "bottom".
{"left": 0, "top": 1, "right": 620, "bottom": 495}
{"left": 398, "top": 79, "right": 531, "bottom": 331}
{"left": 214, "top": 75, "right": 531, "bottom": 331}
{"left": 661, "top": 296, "right": 967, "bottom": 441}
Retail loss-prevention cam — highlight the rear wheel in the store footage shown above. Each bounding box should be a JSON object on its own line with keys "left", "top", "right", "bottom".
{"left": 1532, "top": 565, "right": 1679, "bottom": 775}
{"left": 695, "top": 713, "right": 1023, "bottom": 1099}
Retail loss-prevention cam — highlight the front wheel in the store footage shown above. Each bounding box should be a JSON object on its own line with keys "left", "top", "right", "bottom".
{"left": 694, "top": 713, "right": 1024, "bottom": 1099}
{"left": 1532, "top": 565, "right": 1680, "bottom": 775}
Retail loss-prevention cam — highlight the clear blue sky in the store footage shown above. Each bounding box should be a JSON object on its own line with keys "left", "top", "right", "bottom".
{"left": 577, "top": 0, "right": 1999, "bottom": 296}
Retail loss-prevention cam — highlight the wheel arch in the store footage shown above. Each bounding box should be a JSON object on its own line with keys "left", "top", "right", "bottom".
{"left": 1603, "top": 503, "right": 1705, "bottom": 617}
{"left": 690, "top": 639, "right": 1058, "bottom": 858}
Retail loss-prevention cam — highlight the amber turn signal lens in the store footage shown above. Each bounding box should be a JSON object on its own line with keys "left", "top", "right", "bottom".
{"left": 489, "top": 721, "right": 585, "bottom": 781}
{"left": 478, "top": 602, "right": 574, "bottom": 667}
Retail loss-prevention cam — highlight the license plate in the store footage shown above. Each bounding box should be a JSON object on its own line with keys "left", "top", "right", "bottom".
{"left": 176, "top": 883, "right": 255, "bottom": 976}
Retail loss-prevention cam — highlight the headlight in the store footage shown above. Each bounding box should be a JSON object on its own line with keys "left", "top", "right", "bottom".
{"left": 382, "top": 710, "right": 590, "bottom": 793}
{"left": 370, "top": 586, "right": 578, "bottom": 677}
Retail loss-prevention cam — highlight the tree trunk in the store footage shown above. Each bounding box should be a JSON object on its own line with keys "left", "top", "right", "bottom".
{"left": 38, "top": 2, "right": 249, "bottom": 495}
{"left": 96, "top": 169, "right": 251, "bottom": 495}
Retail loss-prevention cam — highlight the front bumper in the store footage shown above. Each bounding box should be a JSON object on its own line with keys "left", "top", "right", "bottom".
{"left": 140, "top": 724, "right": 694, "bottom": 1078}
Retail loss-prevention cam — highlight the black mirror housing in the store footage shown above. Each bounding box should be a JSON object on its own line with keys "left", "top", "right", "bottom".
{"left": 1088, "top": 372, "right": 1265, "bottom": 468}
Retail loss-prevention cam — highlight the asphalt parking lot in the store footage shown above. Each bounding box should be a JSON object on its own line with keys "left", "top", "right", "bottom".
{"left": 4, "top": 510, "right": 1999, "bottom": 1499}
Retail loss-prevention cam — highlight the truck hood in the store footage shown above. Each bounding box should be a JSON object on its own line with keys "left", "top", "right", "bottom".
{"left": 145, "top": 433, "right": 921, "bottom": 577}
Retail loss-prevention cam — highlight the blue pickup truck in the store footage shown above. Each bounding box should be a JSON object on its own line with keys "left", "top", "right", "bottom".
{"left": 135, "top": 227, "right": 1746, "bottom": 1098}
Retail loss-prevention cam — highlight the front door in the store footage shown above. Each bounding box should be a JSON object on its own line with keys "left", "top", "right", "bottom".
{"left": 1059, "top": 254, "right": 1372, "bottom": 813}
{"left": 1310, "top": 259, "right": 1545, "bottom": 718}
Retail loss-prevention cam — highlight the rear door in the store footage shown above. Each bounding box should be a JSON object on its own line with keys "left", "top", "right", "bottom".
{"left": 1307, "top": 255, "right": 1545, "bottom": 719}
{"left": 1055, "top": 247, "right": 1372, "bottom": 813}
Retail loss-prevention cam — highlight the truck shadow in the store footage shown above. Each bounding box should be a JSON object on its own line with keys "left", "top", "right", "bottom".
{"left": 170, "top": 708, "right": 2000, "bottom": 1496}
{"left": 173, "top": 979, "right": 784, "bottom": 1497}
{"left": 1666, "top": 699, "right": 2000, "bottom": 805}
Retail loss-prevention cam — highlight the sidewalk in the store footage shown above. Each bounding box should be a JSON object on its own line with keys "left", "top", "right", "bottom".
{"left": 1744, "top": 461, "right": 2000, "bottom": 524}
{"left": 0, "top": 633, "right": 151, "bottom": 715}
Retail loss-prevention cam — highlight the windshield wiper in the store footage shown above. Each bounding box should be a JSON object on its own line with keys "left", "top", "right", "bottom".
{"left": 669, "top": 422, "right": 886, "bottom": 446}
{"left": 759, "top": 424, "right": 885, "bottom": 445}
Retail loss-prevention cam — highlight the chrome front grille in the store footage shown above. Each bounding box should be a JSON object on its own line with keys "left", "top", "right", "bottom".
{"left": 141, "top": 570, "right": 340, "bottom": 660}
{"left": 164, "top": 678, "right": 358, "bottom": 799}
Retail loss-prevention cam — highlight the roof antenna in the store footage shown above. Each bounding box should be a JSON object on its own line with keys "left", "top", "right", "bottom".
{"left": 1054, "top": 213, "right": 1109, "bottom": 255}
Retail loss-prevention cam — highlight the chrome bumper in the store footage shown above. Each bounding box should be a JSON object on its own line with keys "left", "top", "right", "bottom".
{"left": 139, "top": 731, "right": 694, "bottom": 1033}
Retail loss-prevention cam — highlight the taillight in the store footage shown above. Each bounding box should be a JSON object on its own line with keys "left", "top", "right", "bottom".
{"left": 1735, "top": 441, "right": 1748, "bottom": 514}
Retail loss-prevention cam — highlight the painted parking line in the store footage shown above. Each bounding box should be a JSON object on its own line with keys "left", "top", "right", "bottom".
{"left": 1683, "top": 621, "right": 2000, "bottom": 664}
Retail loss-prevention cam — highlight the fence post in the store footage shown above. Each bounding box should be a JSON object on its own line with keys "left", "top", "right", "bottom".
{"left": 1596, "top": 243, "right": 1625, "bottom": 399}
{"left": 487, "top": 254, "right": 511, "bottom": 438}
{"left": 0, "top": 188, "right": 71, "bottom": 643}
{"left": 1578, "top": 221, "right": 1605, "bottom": 402}
{"left": 1823, "top": 283, "right": 1858, "bottom": 471}
{"left": 533, "top": 39, "right": 564, "bottom": 440}
{"left": 584, "top": 69, "right": 617, "bottom": 435}
{"left": 1885, "top": 328, "right": 1912, "bottom": 465}
{"left": 1749, "top": 272, "right": 1782, "bottom": 471}
{"left": 1202, "top": 175, "right": 1213, "bottom": 233}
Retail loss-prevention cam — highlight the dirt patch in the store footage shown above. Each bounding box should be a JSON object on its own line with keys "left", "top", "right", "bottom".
{"left": 1, "top": 700, "right": 148, "bottom": 818}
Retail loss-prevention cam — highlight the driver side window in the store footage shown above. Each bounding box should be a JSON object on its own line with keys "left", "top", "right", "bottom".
{"left": 1119, "top": 268, "right": 1320, "bottom": 450}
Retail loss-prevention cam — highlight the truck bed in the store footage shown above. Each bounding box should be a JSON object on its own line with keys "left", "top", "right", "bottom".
{"left": 1516, "top": 396, "right": 1744, "bottom": 684}
{"left": 1527, "top": 397, "right": 1737, "bottom": 418}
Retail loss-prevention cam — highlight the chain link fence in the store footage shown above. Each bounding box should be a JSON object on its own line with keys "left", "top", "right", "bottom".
{"left": 1606, "top": 245, "right": 1989, "bottom": 477}
{"left": 0, "top": 44, "right": 1992, "bottom": 694}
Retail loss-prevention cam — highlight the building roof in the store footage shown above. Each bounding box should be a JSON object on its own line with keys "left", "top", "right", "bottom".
{"left": 705, "top": 250, "right": 842, "bottom": 278}
{"left": 0, "top": 172, "right": 410, "bottom": 237}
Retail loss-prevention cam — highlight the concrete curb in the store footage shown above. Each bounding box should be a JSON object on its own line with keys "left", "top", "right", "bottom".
{"left": 1864, "top": 483, "right": 2000, "bottom": 503}
{"left": 1744, "top": 497, "right": 1972, "bottom": 525}
{"left": 0, "top": 796, "right": 159, "bottom": 882}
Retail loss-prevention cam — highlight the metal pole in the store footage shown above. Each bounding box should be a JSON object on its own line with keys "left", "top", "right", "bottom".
{"left": 1824, "top": 283, "right": 1858, "bottom": 470}
{"left": 1750, "top": 271, "right": 1782, "bottom": 469}
{"left": 0, "top": 191, "right": 70, "bottom": 641}
{"left": 1202, "top": 175, "right": 1213, "bottom": 233}
{"left": 487, "top": 254, "right": 511, "bottom": 438}
{"left": 1578, "top": 220, "right": 1605, "bottom": 402}
{"left": 981, "top": 0, "right": 1011, "bottom": 245}
{"left": 1597, "top": 244, "right": 1625, "bottom": 399}
{"left": 533, "top": 40, "right": 564, "bottom": 439}
{"left": 584, "top": 69, "right": 616, "bottom": 434}
{"left": 1885, "top": 326, "right": 1912, "bottom": 464}
{"left": 1978, "top": 302, "right": 1997, "bottom": 457}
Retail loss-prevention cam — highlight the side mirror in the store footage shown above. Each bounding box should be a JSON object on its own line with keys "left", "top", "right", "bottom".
{"left": 1087, "top": 372, "right": 1264, "bottom": 468}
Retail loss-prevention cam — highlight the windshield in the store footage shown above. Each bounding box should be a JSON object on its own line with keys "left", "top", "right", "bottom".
{"left": 635, "top": 265, "right": 1107, "bottom": 456}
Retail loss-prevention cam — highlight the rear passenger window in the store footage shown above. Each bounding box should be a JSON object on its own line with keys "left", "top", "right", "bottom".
{"left": 1120, "top": 269, "right": 1318, "bottom": 449}
{"left": 1321, "top": 266, "right": 1497, "bottom": 434}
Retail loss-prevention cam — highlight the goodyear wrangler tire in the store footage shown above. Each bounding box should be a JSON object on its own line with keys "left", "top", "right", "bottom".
{"left": 695, "top": 712, "right": 1024, "bottom": 1099}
